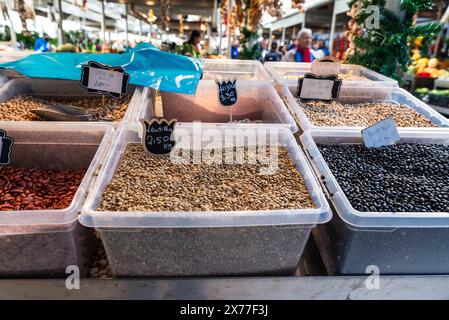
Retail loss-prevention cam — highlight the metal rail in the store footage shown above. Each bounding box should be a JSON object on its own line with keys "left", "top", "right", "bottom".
{"left": 1, "top": 276, "right": 449, "bottom": 300}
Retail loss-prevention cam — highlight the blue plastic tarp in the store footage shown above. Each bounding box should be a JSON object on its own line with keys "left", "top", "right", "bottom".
{"left": 0, "top": 43, "right": 203, "bottom": 94}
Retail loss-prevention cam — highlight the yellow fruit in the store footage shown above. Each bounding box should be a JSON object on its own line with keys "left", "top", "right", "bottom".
{"left": 417, "top": 57, "right": 429, "bottom": 66}
{"left": 428, "top": 58, "right": 439, "bottom": 68}
{"left": 417, "top": 66, "right": 427, "bottom": 73}
{"left": 414, "top": 37, "right": 423, "bottom": 47}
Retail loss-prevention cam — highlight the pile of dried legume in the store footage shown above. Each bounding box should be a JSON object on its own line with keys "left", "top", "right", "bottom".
{"left": 298, "top": 101, "right": 437, "bottom": 127}
{"left": 318, "top": 143, "right": 449, "bottom": 212}
{"left": 0, "top": 167, "right": 85, "bottom": 211}
{"left": 99, "top": 144, "right": 316, "bottom": 212}
{"left": 0, "top": 95, "right": 131, "bottom": 121}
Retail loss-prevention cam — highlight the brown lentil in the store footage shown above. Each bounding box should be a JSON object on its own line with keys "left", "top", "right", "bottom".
{"left": 0, "top": 95, "right": 131, "bottom": 121}
{"left": 0, "top": 167, "right": 86, "bottom": 211}
{"left": 298, "top": 100, "right": 437, "bottom": 127}
{"left": 99, "top": 144, "right": 316, "bottom": 212}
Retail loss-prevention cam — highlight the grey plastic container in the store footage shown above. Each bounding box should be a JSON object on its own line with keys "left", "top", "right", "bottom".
{"left": 0, "top": 77, "right": 150, "bottom": 126}
{"left": 202, "top": 59, "right": 272, "bottom": 81}
{"left": 80, "top": 124, "right": 331, "bottom": 277}
{"left": 300, "top": 129, "right": 449, "bottom": 275}
{"left": 140, "top": 81, "right": 299, "bottom": 133}
{"left": 281, "top": 85, "right": 449, "bottom": 132}
{"left": 264, "top": 62, "right": 398, "bottom": 88}
{"left": 0, "top": 123, "right": 113, "bottom": 277}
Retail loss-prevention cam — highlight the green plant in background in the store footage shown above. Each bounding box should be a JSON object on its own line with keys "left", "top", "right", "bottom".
{"left": 347, "top": 0, "right": 442, "bottom": 81}
{"left": 16, "top": 31, "right": 39, "bottom": 49}
{"left": 0, "top": 26, "right": 11, "bottom": 41}
{"left": 238, "top": 27, "right": 261, "bottom": 60}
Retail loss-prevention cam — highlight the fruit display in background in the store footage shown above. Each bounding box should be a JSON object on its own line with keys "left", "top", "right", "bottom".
{"left": 407, "top": 54, "right": 449, "bottom": 78}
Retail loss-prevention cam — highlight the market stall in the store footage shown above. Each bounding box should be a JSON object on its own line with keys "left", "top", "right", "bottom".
{"left": 0, "top": 0, "right": 448, "bottom": 302}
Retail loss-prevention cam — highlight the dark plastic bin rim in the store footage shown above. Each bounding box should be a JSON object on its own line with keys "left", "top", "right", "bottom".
{"left": 300, "top": 129, "right": 449, "bottom": 229}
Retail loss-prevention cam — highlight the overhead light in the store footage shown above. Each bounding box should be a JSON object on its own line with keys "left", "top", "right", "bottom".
{"left": 165, "top": 27, "right": 170, "bottom": 31}
{"left": 146, "top": 1, "right": 154, "bottom": 5}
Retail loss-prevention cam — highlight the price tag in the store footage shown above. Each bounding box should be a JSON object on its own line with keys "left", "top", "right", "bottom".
{"left": 216, "top": 80, "right": 238, "bottom": 106}
{"left": 362, "top": 117, "right": 400, "bottom": 148}
{"left": 80, "top": 61, "right": 130, "bottom": 98}
{"left": 296, "top": 73, "right": 342, "bottom": 102}
{"left": 0, "top": 129, "right": 14, "bottom": 165}
{"left": 141, "top": 119, "right": 176, "bottom": 155}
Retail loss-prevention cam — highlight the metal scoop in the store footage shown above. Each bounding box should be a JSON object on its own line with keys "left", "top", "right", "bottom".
{"left": 31, "top": 104, "right": 113, "bottom": 122}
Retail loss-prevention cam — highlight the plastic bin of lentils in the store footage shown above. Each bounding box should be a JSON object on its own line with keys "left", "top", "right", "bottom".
{"left": 0, "top": 123, "right": 113, "bottom": 277}
{"left": 0, "top": 77, "right": 149, "bottom": 125}
{"left": 141, "top": 81, "right": 298, "bottom": 133}
{"left": 80, "top": 124, "right": 331, "bottom": 277}
{"left": 301, "top": 129, "right": 449, "bottom": 275}
{"left": 281, "top": 85, "right": 449, "bottom": 133}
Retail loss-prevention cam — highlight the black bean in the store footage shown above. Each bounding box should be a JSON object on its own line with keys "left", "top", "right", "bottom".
{"left": 317, "top": 143, "right": 449, "bottom": 213}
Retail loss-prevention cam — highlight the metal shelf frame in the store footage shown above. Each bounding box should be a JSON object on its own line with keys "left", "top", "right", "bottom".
{"left": 1, "top": 276, "right": 449, "bottom": 300}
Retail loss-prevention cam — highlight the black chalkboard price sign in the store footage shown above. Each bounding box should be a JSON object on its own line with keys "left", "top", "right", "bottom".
{"left": 216, "top": 80, "right": 238, "bottom": 106}
{"left": 0, "top": 129, "right": 14, "bottom": 165}
{"left": 80, "top": 61, "right": 130, "bottom": 98}
{"left": 141, "top": 119, "right": 176, "bottom": 155}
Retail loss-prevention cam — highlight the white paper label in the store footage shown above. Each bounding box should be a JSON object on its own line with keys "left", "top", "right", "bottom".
{"left": 87, "top": 67, "right": 124, "bottom": 94}
{"left": 362, "top": 117, "right": 400, "bottom": 148}
{"left": 300, "top": 78, "right": 334, "bottom": 100}
{"left": 311, "top": 62, "right": 341, "bottom": 76}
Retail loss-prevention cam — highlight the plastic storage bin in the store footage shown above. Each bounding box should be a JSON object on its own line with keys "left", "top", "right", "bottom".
{"left": 264, "top": 62, "right": 398, "bottom": 88}
{"left": 0, "top": 77, "right": 150, "bottom": 126}
{"left": 281, "top": 85, "right": 449, "bottom": 132}
{"left": 140, "top": 81, "right": 299, "bottom": 133}
{"left": 201, "top": 59, "right": 272, "bottom": 81}
{"left": 300, "top": 129, "right": 449, "bottom": 275}
{"left": 0, "top": 123, "right": 113, "bottom": 277}
{"left": 80, "top": 124, "right": 331, "bottom": 277}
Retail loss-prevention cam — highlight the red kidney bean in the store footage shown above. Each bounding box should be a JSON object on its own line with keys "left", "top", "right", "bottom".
{"left": 0, "top": 167, "right": 86, "bottom": 211}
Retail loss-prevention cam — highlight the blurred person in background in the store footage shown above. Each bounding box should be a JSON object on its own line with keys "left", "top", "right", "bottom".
{"left": 278, "top": 45, "right": 286, "bottom": 57}
{"left": 283, "top": 28, "right": 315, "bottom": 62}
{"left": 264, "top": 41, "right": 282, "bottom": 62}
{"left": 181, "top": 30, "right": 202, "bottom": 58}
{"left": 95, "top": 39, "right": 102, "bottom": 52}
{"left": 258, "top": 37, "right": 268, "bottom": 62}
{"left": 231, "top": 39, "right": 239, "bottom": 59}
{"left": 34, "top": 33, "right": 51, "bottom": 52}
{"left": 287, "top": 39, "right": 298, "bottom": 51}
{"left": 313, "top": 39, "right": 330, "bottom": 59}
